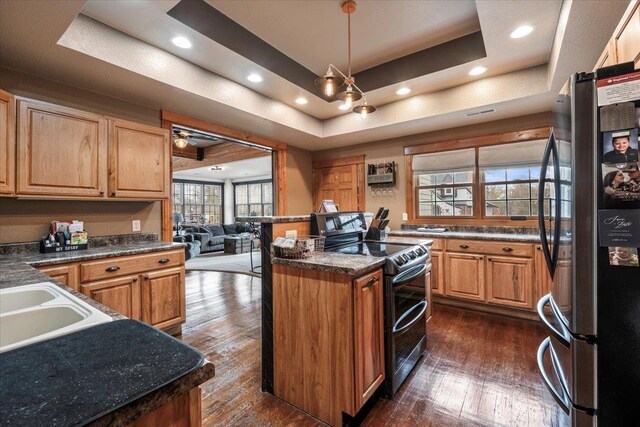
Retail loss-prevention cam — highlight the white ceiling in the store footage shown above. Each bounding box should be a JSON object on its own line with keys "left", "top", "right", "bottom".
{"left": 0, "top": 0, "right": 630, "bottom": 151}
{"left": 173, "top": 155, "right": 272, "bottom": 181}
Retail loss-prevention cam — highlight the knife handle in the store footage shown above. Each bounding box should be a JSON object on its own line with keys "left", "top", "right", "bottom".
{"left": 374, "top": 207, "right": 385, "bottom": 219}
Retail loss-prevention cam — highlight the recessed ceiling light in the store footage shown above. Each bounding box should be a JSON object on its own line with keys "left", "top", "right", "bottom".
{"left": 247, "top": 74, "right": 263, "bottom": 83}
{"left": 469, "top": 66, "right": 487, "bottom": 76}
{"left": 295, "top": 97, "right": 308, "bottom": 105}
{"left": 338, "top": 104, "right": 349, "bottom": 110}
{"left": 510, "top": 25, "right": 534, "bottom": 39}
{"left": 396, "top": 87, "right": 411, "bottom": 96}
{"left": 171, "top": 36, "right": 192, "bottom": 49}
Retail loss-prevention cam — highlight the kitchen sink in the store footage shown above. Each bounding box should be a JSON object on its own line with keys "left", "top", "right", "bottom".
{"left": 0, "top": 282, "right": 112, "bottom": 353}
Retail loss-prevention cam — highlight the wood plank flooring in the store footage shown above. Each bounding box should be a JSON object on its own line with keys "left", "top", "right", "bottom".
{"left": 179, "top": 271, "right": 569, "bottom": 427}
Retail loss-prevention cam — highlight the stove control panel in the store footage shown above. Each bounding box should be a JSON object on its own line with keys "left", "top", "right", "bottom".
{"left": 388, "top": 244, "right": 430, "bottom": 274}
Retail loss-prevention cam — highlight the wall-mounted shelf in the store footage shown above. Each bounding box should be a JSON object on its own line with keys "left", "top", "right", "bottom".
{"left": 367, "top": 161, "right": 396, "bottom": 186}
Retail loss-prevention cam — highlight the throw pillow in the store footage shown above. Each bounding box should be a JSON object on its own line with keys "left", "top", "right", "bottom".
{"left": 205, "top": 224, "right": 225, "bottom": 236}
{"left": 222, "top": 224, "right": 237, "bottom": 234}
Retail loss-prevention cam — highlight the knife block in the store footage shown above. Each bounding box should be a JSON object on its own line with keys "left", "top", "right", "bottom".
{"left": 366, "top": 228, "right": 385, "bottom": 240}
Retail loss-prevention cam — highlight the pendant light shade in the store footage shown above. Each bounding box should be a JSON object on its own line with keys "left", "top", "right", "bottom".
{"left": 174, "top": 137, "right": 189, "bottom": 149}
{"left": 336, "top": 86, "right": 362, "bottom": 108}
{"left": 353, "top": 101, "right": 376, "bottom": 118}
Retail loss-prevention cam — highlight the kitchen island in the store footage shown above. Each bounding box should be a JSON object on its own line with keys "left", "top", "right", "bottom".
{"left": 0, "top": 240, "right": 215, "bottom": 426}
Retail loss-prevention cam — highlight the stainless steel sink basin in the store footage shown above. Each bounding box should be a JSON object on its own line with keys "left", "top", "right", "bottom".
{"left": 0, "top": 282, "right": 112, "bottom": 353}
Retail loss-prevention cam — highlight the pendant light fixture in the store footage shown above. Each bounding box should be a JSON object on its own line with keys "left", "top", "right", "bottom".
{"left": 317, "top": 0, "right": 376, "bottom": 117}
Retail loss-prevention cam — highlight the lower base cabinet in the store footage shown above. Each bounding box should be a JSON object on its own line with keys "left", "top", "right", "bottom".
{"left": 37, "top": 249, "right": 186, "bottom": 332}
{"left": 486, "top": 256, "right": 534, "bottom": 309}
{"left": 128, "top": 387, "right": 202, "bottom": 427}
{"left": 273, "top": 265, "right": 384, "bottom": 427}
{"left": 444, "top": 252, "right": 485, "bottom": 301}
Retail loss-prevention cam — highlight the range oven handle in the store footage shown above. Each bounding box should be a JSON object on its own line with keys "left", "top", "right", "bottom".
{"left": 392, "top": 300, "right": 427, "bottom": 334}
{"left": 392, "top": 263, "right": 427, "bottom": 287}
{"left": 537, "top": 337, "right": 571, "bottom": 414}
{"left": 537, "top": 294, "right": 570, "bottom": 348}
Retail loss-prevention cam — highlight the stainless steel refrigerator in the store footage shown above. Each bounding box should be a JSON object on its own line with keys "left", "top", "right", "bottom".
{"left": 536, "top": 62, "right": 640, "bottom": 426}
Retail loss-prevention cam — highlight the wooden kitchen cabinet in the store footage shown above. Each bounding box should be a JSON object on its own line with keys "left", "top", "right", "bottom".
{"left": 0, "top": 89, "right": 15, "bottom": 196}
{"left": 615, "top": 3, "right": 640, "bottom": 66}
{"left": 141, "top": 267, "right": 186, "bottom": 330}
{"left": 108, "top": 118, "right": 170, "bottom": 199}
{"left": 430, "top": 250, "right": 443, "bottom": 295}
{"left": 16, "top": 98, "right": 107, "bottom": 197}
{"left": 353, "top": 269, "right": 385, "bottom": 410}
{"left": 486, "top": 255, "right": 534, "bottom": 310}
{"left": 81, "top": 275, "right": 142, "bottom": 320}
{"left": 444, "top": 252, "right": 485, "bottom": 302}
{"left": 273, "top": 265, "right": 385, "bottom": 426}
{"left": 37, "top": 264, "right": 80, "bottom": 291}
{"left": 535, "top": 245, "right": 553, "bottom": 302}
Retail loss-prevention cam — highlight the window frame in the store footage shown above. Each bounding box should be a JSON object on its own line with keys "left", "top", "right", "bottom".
{"left": 414, "top": 171, "right": 476, "bottom": 218}
{"left": 172, "top": 179, "right": 224, "bottom": 224}
{"left": 404, "top": 127, "right": 551, "bottom": 225}
{"left": 480, "top": 166, "right": 542, "bottom": 219}
{"left": 233, "top": 179, "right": 273, "bottom": 217}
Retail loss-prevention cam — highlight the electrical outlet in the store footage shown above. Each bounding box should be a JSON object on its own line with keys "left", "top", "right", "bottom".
{"left": 132, "top": 220, "right": 141, "bottom": 232}
{"left": 402, "top": 212, "right": 408, "bottom": 221}
{"left": 285, "top": 230, "right": 297, "bottom": 239}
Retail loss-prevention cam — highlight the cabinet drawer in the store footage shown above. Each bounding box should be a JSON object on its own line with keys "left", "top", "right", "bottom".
{"left": 445, "top": 239, "right": 533, "bottom": 257}
{"left": 80, "top": 250, "right": 184, "bottom": 282}
{"left": 430, "top": 238, "right": 443, "bottom": 250}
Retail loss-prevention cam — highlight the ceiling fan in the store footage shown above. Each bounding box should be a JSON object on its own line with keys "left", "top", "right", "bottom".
{"left": 172, "top": 128, "right": 223, "bottom": 149}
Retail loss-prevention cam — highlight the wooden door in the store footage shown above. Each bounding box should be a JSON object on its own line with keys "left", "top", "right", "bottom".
{"left": 444, "top": 252, "right": 485, "bottom": 302}
{"left": 38, "top": 264, "right": 80, "bottom": 291}
{"left": 353, "top": 269, "right": 385, "bottom": 411}
{"left": 486, "top": 256, "right": 534, "bottom": 310}
{"left": 141, "top": 267, "right": 186, "bottom": 329}
{"left": 16, "top": 99, "right": 107, "bottom": 197}
{"left": 313, "top": 164, "right": 360, "bottom": 211}
{"left": 0, "top": 89, "right": 15, "bottom": 196}
{"left": 81, "top": 275, "right": 141, "bottom": 320}
{"left": 430, "top": 250, "right": 443, "bottom": 295}
{"left": 108, "top": 118, "right": 170, "bottom": 199}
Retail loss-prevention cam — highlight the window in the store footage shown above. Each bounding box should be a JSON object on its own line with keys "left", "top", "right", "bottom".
{"left": 411, "top": 138, "right": 550, "bottom": 220}
{"left": 234, "top": 181, "right": 273, "bottom": 217}
{"left": 172, "top": 181, "right": 223, "bottom": 224}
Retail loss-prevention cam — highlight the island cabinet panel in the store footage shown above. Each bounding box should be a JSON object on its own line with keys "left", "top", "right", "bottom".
{"left": 444, "top": 253, "right": 485, "bottom": 302}
{"left": 128, "top": 387, "right": 202, "bottom": 427}
{"left": 273, "top": 264, "right": 385, "bottom": 427}
{"left": 353, "top": 269, "right": 385, "bottom": 410}
{"left": 16, "top": 99, "right": 107, "bottom": 197}
{"left": 486, "top": 256, "right": 534, "bottom": 309}
{"left": 141, "top": 267, "right": 186, "bottom": 330}
{"left": 430, "top": 250, "right": 443, "bottom": 295}
{"left": 0, "top": 89, "right": 15, "bottom": 196}
{"left": 81, "top": 275, "right": 141, "bottom": 320}
{"left": 37, "top": 264, "right": 79, "bottom": 291}
{"left": 108, "top": 119, "right": 170, "bottom": 199}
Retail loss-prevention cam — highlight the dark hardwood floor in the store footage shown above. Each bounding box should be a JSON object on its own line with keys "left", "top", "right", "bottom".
{"left": 180, "top": 271, "right": 569, "bottom": 427}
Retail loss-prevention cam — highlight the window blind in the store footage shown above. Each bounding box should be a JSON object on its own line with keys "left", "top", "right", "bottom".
{"left": 478, "top": 139, "right": 547, "bottom": 169}
{"left": 412, "top": 148, "right": 475, "bottom": 173}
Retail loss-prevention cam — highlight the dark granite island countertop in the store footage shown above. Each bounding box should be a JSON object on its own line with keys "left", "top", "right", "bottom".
{"left": 271, "top": 252, "right": 386, "bottom": 276}
{"left": 0, "top": 241, "right": 215, "bottom": 426}
{"left": 387, "top": 230, "right": 541, "bottom": 243}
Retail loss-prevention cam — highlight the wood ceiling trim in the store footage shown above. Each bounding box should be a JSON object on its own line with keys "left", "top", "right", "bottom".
{"left": 167, "top": 0, "right": 486, "bottom": 100}
{"left": 173, "top": 143, "right": 270, "bottom": 171}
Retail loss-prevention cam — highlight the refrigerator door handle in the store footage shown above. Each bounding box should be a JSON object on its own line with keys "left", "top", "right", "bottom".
{"left": 537, "top": 337, "right": 571, "bottom": 415}
{"left": 537, "top": 294, "right": 571, "bottom": 348}
{"left": 538, "top": 131, "right": 555, "bottom": 278}
{"left": 550, "top": 133, "right": 562, "bottom": 274}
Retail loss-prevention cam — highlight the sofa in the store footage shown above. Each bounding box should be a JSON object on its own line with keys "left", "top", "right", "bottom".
{"left": 172, "top": 233, "right": 201, "bottom": 261}
{"left": 184, "top": 222, "right": 255, "bottom": 253}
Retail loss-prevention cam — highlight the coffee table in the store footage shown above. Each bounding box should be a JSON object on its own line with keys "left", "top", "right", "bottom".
{"left": 223, "top": 235, "right": 252, "bottom": 254}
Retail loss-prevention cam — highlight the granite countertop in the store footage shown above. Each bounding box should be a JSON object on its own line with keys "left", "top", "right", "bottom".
{"left": 0, "top": 241, "right": 215, "bottom": 426}
{"left": 272, "top": 252, "right": 386, "bottom": 276}
{"left": 235, "top": 215, "right": 310, "bottom": 223}
{"left": 387, "top": 230, "right": 541, "bottom": 243}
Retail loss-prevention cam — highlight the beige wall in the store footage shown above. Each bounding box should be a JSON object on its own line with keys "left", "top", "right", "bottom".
{"left": 286, "top": 146, "right": 314, "bottom": 215}
{"left": 0, "top": 199, "right": 161, "bottom": 244}
{"left": 312, "top": 112, "right": 553, "bottom": 230}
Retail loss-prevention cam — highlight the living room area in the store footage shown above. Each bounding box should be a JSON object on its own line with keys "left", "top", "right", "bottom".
{"left": 171, "top": 125, "right": 273, "bottom": 277}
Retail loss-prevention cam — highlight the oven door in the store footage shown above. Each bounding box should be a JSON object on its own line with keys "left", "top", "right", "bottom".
{"left": 385, "top": 263, "right": 427, "bottom": 396}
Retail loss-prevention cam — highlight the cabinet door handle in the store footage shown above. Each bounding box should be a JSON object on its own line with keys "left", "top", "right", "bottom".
{"left": 158, "top": 258, "right": 170, "bottom": 264}
{"left": 364, "top": 276, "right": 379, "bottom": 288}
{"left": 502, "top": 247, "right": 513, "bottom": 252}
{"left": 105, "top": 266, "right": 120, "bottom": 272}
{"left": 459, "top": 244, "right": 469, "bottom": 249}
{"left": 144, "top": 275, "right": 149, "bottom": 280}
{"left": 111, "top": 192, "right": 116, "bottom": 196}
{"left": 132, "top": 277, "right": 137, "bottom": 282}
{"left": 99, "top": 190, "right": 105, "bottom": 195}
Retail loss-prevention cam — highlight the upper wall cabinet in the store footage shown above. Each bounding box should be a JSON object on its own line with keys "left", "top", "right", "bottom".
{"left": 595, "top": 2, "right": 640, "bottom": 69}
{"left": 0, "top": 90, "right": 15, "bottom": 196}
{"left": 16, "top": 99, "right": 108, "bottom": 198}
{"left": 108, "top": 119, "right": 170, "bottom": 199}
